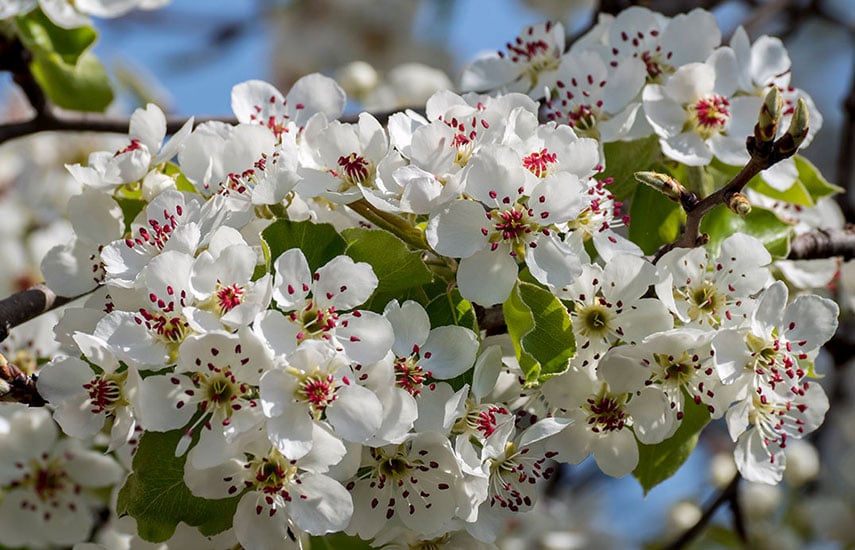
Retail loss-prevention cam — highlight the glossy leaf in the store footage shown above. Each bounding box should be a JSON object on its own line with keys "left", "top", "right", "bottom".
{"left": 341, "top": 227, "right": 433, "bottom": 298}
{"left": 261, "top": 218, "right": 347, "bottom": 273}
{"left": 628, "top": 182, "right": 685, "bottom": 255}
{"left": 16, "top": 9, "right": 97, "bottom": 65}
{"left": 700, "top": 204, "right": 793, "bottom": 258}
{"left": 633, "top": 398, "right": 710, "bottom": 495}
{"left": 425, "top": 288, "right": 478, "bottom": 332}
{"left": 29, "top": 51, "right": 113, "bottom": 112}
{"left": 503, "top": 281, "right": 574, "bottom": 386}
{"left": 601, "top": 135, "right": 663, "bottom": 201}
{"left": 116, "top": 430, "right": 240, "bottom": 542}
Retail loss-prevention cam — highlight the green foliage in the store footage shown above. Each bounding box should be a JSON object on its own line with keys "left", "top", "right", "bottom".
{"left": 309, "top": 533, "right": 374, "bottom": 549}
{"left": 115, "top": 197, "right": 146, "bottom": 234}
{"left": 745, "top": 156, "right": 842, "bottom": 207}
{"left": 116, "top": 430, "right": 240, "bottom": 542}
{"left": 633, "top": 398, "right": 711, "bottom": 495}
{"left": 700, "top": 204, "right": 793, "bottom": 258}
{"left": 341, "top": 227, "right": 433, "bottom": 311}
{"left": 261, "top": 219, "right": 347, "bottom": 273}
{"left": 13, "top": 9, "right": 113, "bottom": 111}
{"left": 15, "top": 9, "right": 97, "bottom": 64}
{"left": 29, "top": 51, "right": 114, "bottom": 111}
{"left": 601, "top": 135, "right": 663, "bottom": 201}
{"left": 502, "top": 281, "right": 575, "bottom": 386}
{"left": 628, "top": 183, "right": 685, "bottom": 254}
{"left": 425, "top": 287, "right": 478, "bottom": 332}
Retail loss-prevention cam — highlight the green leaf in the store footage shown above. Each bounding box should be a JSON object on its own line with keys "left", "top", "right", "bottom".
{"left": 341, "top": 227, "right": 433, "bottom": 298}
{"left": 502, "top": 282, "right": 574, "bottom": 386}
{"left": 601, "top": 135, "right": 663, "bottom": 201}
{"left": 628, "top": 183, "right": 685, "bottom": 255}
{"left": 793, "top": 155, "right": 844, "bottom": 202}
{"left": 700, "top": 204, "right": 793, "bottom": 258}
{"left": 116, "top": 430, "right": 240, "bottom": 542}
{"left": 16, "top": 9, "right": 97, "bottom": 65}
{"left": 29, "top": 51, "right": 113, "bottom": 112}
{"left": 261, "top": 219, "right": 347, "bottom": 273}
{"left": 633, "top": 398, "right": 710, "bottom": 495}
{"left": 163, "top": 162, "right": 200, "bottom": 194}
{"left": 115, "top": 197, "right": 146, "bottom": 234}
{"left": 425, "top": 288, "right": 478, "bottom": 332}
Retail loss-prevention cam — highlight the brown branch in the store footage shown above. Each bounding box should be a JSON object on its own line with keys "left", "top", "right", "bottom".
{"left": 787, "top": 225, "right": 855, "bottom": 260}
{"left": 664, "top": 474, "right": 746, "bottom": 550}
{"left": 0, "top": 356, "right": 46, "bottom": 407}
{"left": 0, "top": 283, "right": 83, "bottom": 343}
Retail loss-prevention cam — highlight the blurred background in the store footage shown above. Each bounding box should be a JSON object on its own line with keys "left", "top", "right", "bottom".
{"left": 2, "top": 0, "right": 855, "bottom": 548}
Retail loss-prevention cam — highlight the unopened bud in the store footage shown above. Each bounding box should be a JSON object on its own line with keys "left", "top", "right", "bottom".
{"left": 755, "top": 87, "right": 782, "bottom": 143}
{"left": 634, "top": 171, "right": 686, "bottom": 202}
{"left": 776, "top": 97, "right": 809, "bottom": 157}
{"left": 727, "top": 192, "right": 751, "bottom": 216}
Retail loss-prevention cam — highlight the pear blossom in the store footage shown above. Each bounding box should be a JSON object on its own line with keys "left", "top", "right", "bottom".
{"left": 36, "top": 332, "right": 141, "bottom": 450}
{"left": 599, "top": 7, "right": 722, "bottom": 84}
{"left": 461, "top": 21, "right": 565, "bottom": 98}
{"left": 543, "top": 367, "right": 671, "bottom": 477}
{"left": 346, "top": 432, "right": 465, "bottom": 539}
{"left": 100, "top": 189, "right": 203, "bottom": 288}
{"left": 66, "top": 104, "right": 193, "bottom": 191}
{"left": 643, "top": 48, "right": 763, "bottom": 166}
{"left": 427, "top": 145, "right": 587, "bottom": 305}
{"left": 564, "top": 175, "right": 641, "bottom": 261}
{"left": 254, "top": 248, "right": 394, "bottom": 364}
{"left": 554, "top": 254, "right": 671, "bottom": 368}
{"left": 259, "top": 340, "right": 383, "bottom": 459}
{"left": 543, "top": 49, "right": 645, "bottom": 142}
{"left": 135, "top": 328, "right": 272, "bottom": 459}
{"left": 712, "top": 281, "right": 837, "bottom": 483}
{"left": 655, "top": 232, "right": 772, "bottom": 329}
{"left": 183, "top": 429, "right": 352, "bottom": 550}
{"left": 0, "top": 408, "right": 124, "bottom": 548}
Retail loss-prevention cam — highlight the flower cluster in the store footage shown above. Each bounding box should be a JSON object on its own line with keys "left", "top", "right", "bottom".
{"left": 0, "top": 6, "right": 842, "bottom": 549}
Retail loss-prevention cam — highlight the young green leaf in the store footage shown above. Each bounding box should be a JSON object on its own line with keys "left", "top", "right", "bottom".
{"left": 503, "top": 281, "right": 574, "bottom": 386}
{"left": 29, "top": 51, "right": 113, "bottom": 112}
{"left": 261, "top": 219, "right": 347, "bottom": 273}
{"left": 628, "top": 182, "right": 685, "bottom": 254}
{"left": 15, "top": 9, "right": 97, "bottom": 65}
{"left": 116, "top": 430, "right": 240, "bottom": 542}
{"left": 633, "top": 398, "right": 711, "bottom": 495}
{"left": 700, "top": 204, "right": 793, "bottom": 258}
{"left": 601, "top": 135, "right": 663, "bottom": 201}
{"left": 341, "top": 227, "right": 433, "bottom": 297}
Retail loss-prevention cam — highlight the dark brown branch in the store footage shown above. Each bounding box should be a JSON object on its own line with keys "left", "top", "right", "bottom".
{"left": 664, "top": 474, "right": 745, "bottom": 550}
{"left": 787, "top": 225, "right": 855, "bottom": 260}
{"left": 0, "top": 284, "right": 82, "bottom": 343}
{"left": 0, "top": 358, "right": 46, "bottom": 407}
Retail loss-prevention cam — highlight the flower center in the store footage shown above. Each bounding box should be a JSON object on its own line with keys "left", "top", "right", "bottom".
{"left": 522, "top": 148, "right": 558, "bottom": 178}
{"left": 687, "top": 95, "right": 730, "bottom": 139}
{"left": 394, "top": 351, "right": 430, "bottom": 396}
{"left": 576, "top": 302, "right": 614, "bottom": 340}
{"left": 484, "top": 202, "right": 539, "bottom": 258}
{"left": 83, "top": 372, "right": 127, "bottom": 414}
{"left": 294, "top": 371, "right": 337, "bottom": 417}
{"left": 640, "top": 49, "right": 674, "bottom": 83}
{"left": 114, "top": 138, "right": 143, "bottom": 157}
{"left": 289, "top": 301, "right": 338, "bottom": 342}
{"left": 337, "top": 152, "right": 372, "bottom": 189}
{"left": 585, "top": 388, "right": 629, "bottom": 433}
{"left": 684, "top": 280, "right": 726, "bottom": 325}
{"left": 215, "top": 283, "right": 245, "bottom": 314}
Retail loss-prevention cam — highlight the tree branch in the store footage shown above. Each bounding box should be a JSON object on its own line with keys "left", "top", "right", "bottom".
{"left": 787, "top": 225, "right": 855, "bottom": 260}
{"left": 0, "top": 356, "right": 45, "bottom": 407}
{"left": 0, "top": 283, "right": 83, "bottom": 343}
{"left": 664, "top": 474, "right": 745, "bottom": 550}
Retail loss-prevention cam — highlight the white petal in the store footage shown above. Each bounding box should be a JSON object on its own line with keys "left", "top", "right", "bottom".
{"left": 457, "top": 250, "right": 518, "bottom": 306}
{"left": 421, "top": 325, "right": 479, "bottom": 380}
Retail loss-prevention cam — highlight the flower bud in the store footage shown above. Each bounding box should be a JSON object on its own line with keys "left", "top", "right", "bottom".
{"left": 776, "top": 97, "right": 809, "bottom": 157}
{"left": 727, "top": 193, "right": 751, "bottom": 216}
{"left": 634, "top": 171, "right": 686, "bottom": 202}
{"left": 783, "top": 440, "right": 820, "bottom": 487}
{"left": 755, "top": 87, "right": 782, "bottom": 143}
{"left": 336, "top": 61, "right": 379, "bottom": 100}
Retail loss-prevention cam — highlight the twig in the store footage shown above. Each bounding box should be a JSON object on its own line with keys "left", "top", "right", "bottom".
{"left": 0, "top": 357, "right": 46, "bottom": 407}
{"left": 787, "top": 225, "right": 855, "bottom": 260}
{"left": 0, "top": 283, "right": 83, "bottom": 342}
{"left": 664, "top": 474, "right": 745, "bottom": 550}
